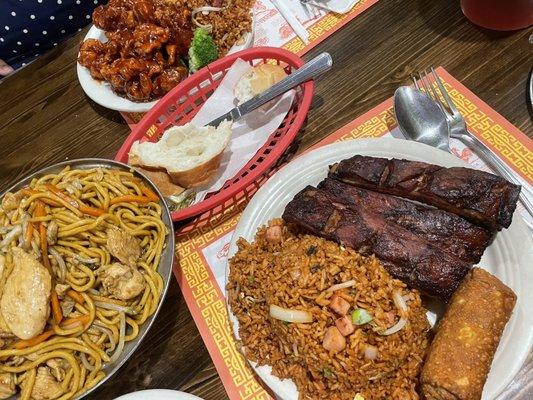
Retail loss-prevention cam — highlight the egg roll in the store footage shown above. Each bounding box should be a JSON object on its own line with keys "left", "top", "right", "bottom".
{"left": 421, "top": 267, "right": 516, "bottom": 400}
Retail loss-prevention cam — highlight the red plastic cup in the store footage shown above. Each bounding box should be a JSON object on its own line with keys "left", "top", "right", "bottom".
{"left": 461, "top": 0, "right": 533, "bottom": 31}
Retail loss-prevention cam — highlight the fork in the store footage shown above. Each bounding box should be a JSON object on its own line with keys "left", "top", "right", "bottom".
{"left": 413, "top": 68, "right": 533, "bottom": 217}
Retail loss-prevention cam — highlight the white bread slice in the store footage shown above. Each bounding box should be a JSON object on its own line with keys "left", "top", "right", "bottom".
{"left": 234, "top": 64, "right": 287, "bottom": 104}
{"left": 128, "top": 121, "right": 232, "bottom": 188}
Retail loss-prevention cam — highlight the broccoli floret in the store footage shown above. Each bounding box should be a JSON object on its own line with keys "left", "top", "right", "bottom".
{"left": 188, "top": 28, "right": 219, "bottom": 73}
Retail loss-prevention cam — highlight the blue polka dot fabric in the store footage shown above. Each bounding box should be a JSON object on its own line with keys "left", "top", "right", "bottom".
{"left": 0, "top": 0, "right": 100, "bottom": 69}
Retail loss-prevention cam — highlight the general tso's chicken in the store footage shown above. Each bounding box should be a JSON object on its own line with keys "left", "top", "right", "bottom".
{"left": 82, "top": 0, "right": 193, "bottom": 100}
{"left": 153, "top": 67, "right": 188, "bottom": 95}
{"left": 132, "top": 23, "right": 169, "bottom": 55}
{"left": 93, "top": 4, "right": 136, "bottom": 31}
{"left": 153, "top": 5, "right": 193, "bottom": 54}
{"left": 106, "top": 227, "right": 141, "bottom": 266}
{"left": 126, "top": 73, "right": 153, "bottom": 101}
{"left": 31, "top": 367, "right": 64, "bottom": 400}
{"left": 0, "top": 373, "right": 15, "bottom": 399}
{"left": 78, "top": 39, "right": 110, "bottom": 80}
{"left": 100, "top": 58, "right": 163, "bottom": 97}
{"left": 0, "top": 247, "right": 52, "bottom": 340}
{"left": 99, "top": 263, "right": 145, "bottom": 300}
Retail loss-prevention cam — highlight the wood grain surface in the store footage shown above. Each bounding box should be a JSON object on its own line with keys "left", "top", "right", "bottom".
{"left": 0, "top": 0, "right": 531, "bottom": 398}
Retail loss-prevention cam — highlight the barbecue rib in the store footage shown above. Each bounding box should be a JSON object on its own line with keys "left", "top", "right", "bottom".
{"left": 282, "top": 186, "right": 471, "bottom": 300}
{"left": 318, "top": 178, "right": 493, "bottom": 264}
{"left": 329, "top": 155, "right": 521, "bottom": 231}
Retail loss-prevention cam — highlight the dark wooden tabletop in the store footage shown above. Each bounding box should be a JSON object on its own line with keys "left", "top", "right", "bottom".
{"left": 0, "top": 0, "right": 532, "bottom": 398}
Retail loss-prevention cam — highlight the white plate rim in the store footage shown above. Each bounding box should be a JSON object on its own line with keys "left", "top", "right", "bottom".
{"left": 225, "top": 137, "right": 533, "bottom": 400}
{"left": 77, "top": 19, "right": 254, "bottom": 113}
{"left": 114, "top": 389, "right": 203, "bottom": 400}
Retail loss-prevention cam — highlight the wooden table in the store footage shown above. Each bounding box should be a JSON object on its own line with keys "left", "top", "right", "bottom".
{"left": 0, "top": 0, "right": 532, "bottom": 398}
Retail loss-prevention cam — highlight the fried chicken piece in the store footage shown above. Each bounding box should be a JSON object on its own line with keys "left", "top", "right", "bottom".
{"left": 78, "top": 39, "right": 110, "bottom": 80}
{"left": 132, "top": 0, "right": 155, "bottom": 23}
{"left": 31, "top": 367, "right": 64, "bottom": 400}
{"left": 153, "top": 67, "right": 188, "bottom": 95}
{"left": 165, "top": 44, "right": 177, "bottom": 66}
{"left": 93, "top": 4, "right": 136, "bottom": 31}
{"left": 106, "top": 30, "right": 135, "bottom": 58}
{"left": 0, "top": 247, "right": 51, "bottom": 340}
{"left": 0, "top": 373, "right": 15, "bottom": 399}
{"left": 126, "top": 73, "right": 153, "bottom": 101}
{"left": 133, "top": 23, "right": 169, "bottom": 55}
{"left": 106, "top": 227, "right": 141, "bottom": 266}
{"left": 154, "top": 6, "right": 193, "bottom": 54}
{"left": 99, "top": 263, "right": 145, "bottom": 300}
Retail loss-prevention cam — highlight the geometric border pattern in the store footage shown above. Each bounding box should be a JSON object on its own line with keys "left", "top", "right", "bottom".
{"left": 175, "top": 69, "right": 532, "bottom": 399}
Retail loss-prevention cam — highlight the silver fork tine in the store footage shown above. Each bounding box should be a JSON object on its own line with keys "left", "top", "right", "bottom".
{"left": 431, "top": 67, "right": 458, "bottom": 115}
{"left": 420, "top": 69, "right": 448, "bottom": 116}
{"left": 419, "top": 71, "right": 434, "bottom": 99}
{"left": 425, "top": 70, "right": 445, "bottom": 110}
{"left": 412, "top": 76, "right": 420, "bottom": 90}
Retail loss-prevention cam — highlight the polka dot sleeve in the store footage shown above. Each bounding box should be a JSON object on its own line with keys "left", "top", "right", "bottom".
{"left": 0, "top": 0, "right": 100, "bottom": 70}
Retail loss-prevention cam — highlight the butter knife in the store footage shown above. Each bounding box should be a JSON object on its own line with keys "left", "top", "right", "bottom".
{"left": 206, "top": 52, "right": 333, "bottom": 127}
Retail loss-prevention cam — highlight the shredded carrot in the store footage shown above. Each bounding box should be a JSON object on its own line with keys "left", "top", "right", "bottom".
{"left": 22, "top": 188, "right": 61, "bottom": 207}
{"left": 51, "top": 290, "right": 63, "bottom": 324}
{"left": 78, "top": 204, "right": 105, "bottom": 217}
{"left": 140, "top": 185, "right": 159, "bottom": 202}
{"left": 33, "top": 201, "right": 46, "bottom": 218}
{"left": 66, "top": 290, "right": 84, "bottom": 304}
{"left": 33, "top": 201, "right": 51, "bottom": 272}
{"left": 61, "top": 314, "right": 91, "bottom": 329}
{"left": 24, "top": 222, "right": 34, "bottom": 249}
{"left": 110, "top": 195, "right": 153, "bottom": 205}
{"left": 12, "top": 330, "right": 54, "bottom": 349}
{"left": 44, "top": 184, "right": 105, "bottom": 217}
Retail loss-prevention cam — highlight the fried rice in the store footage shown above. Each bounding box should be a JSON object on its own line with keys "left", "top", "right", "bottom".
{"left": 227, "top": 219, "right": 431, "bottom": 400}
{"left": 164, "top": 0, "right": 254, "bottom": 54}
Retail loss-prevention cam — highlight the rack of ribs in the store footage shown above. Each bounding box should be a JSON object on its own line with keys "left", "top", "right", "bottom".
{"left": 318, "top": 178, "right": 493, "bottom": 264}
{"left": 328, "top": 155, "right": 521, "bottom": 231}
{"left": 282, "top": 186, "right": 472, "bottom": 300}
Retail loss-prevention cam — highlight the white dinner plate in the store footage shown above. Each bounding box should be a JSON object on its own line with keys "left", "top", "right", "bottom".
{"left": 77, "top": 20, "right": 254, "bottom": 113}
{"left": 115, "top": 389, "right": 203, "bottom": 400}
{"left": 226, "top": 138, "right": 533, "bottom": 400}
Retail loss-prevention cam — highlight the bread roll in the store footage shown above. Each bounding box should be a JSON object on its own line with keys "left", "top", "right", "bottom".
{"left": 128, "top": 121, "right": 232, "bottom": 188}
{"left": 234, "top": 64, "right": 287, "bottom": 104}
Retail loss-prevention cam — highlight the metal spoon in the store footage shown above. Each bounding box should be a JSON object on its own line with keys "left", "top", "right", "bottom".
{"left": 393, "top": 87, "right": 450, "bottom": 152}
{"left": 394, "top": 85, "right": 533, "bottom": 220}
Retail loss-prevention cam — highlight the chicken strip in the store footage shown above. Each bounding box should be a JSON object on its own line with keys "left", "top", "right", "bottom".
{"left": 0, "top": 373, "right": 15, "bottom": 399}
{"left": 99, "top": 263, "right": 145, "bottom": 300}
{"left": 106, "top": 227, "right": 141, "bottom": 267}
{"left": 0, "top": 247, "right": 51, "bottom": 340}
{"left": 31, "top": 367, "right": 64, "bottom": 400}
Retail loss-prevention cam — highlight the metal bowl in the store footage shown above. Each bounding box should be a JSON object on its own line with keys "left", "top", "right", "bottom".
{"left": 0, "top": 158, "right": 175, "bottom": 399}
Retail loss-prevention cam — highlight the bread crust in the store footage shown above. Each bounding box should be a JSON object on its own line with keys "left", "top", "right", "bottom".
{"left": 131, "top": 165, "right": 185, "bottom": 198}
{"left": 167, "top": 150, "right": 224, "bottom": 188}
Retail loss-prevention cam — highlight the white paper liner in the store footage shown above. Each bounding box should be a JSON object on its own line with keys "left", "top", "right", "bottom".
{"left": 190, "top": 58, "right": 295, "bottom": 203}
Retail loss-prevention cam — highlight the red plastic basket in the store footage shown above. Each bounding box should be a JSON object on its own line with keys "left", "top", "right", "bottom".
{"left": 115, "top": 47, "right": 314, "bottom": 222}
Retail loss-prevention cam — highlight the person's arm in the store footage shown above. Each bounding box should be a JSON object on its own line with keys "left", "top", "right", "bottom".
{"left": 0, "top": 59, "right": 14, "bottom": 76}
